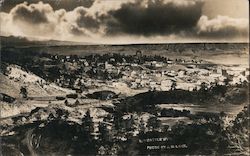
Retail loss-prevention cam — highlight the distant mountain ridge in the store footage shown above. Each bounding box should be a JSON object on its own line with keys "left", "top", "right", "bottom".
{"left": 1, "top": 35, "right": 249, "bottom": 47}
{"left": 0, "top": 35, "right": 91, "bottom": 47}
{"left": 1, "top": 35, "right": 248, "bottom": 57}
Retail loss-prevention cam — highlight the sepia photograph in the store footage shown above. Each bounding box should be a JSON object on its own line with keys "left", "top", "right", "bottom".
{"left": 0, "top": 0, "right": 249, "bottom": 155}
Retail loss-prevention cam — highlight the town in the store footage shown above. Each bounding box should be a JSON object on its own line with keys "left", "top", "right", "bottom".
{"left": 3, "top": 49, "right": 249, "bottom": 94}
{"left": 1, "top": 45, "right": 249, "bottom": 155}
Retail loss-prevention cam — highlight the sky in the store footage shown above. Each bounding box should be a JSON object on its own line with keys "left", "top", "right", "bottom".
{"left": 0, "top": 0, "right": 249, "bottom": 44}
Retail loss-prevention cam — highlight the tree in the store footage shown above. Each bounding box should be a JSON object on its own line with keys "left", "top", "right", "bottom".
{"left": 20, "top": 86, "right": 28, "bottom": 98}
{"left": 171, "top": 81, "right": 177, "bottom": 91}
{"left": 139, "top": 119, "right": 146, "bottom": 133}
{"left": 82, "top": 110, "right": 94, "bottom": 135}
{"left": 147, "top": 116, "right": 162, "bottom": 131}
{"left": 223, "top": 77, "right": 230, "bottom": 86}
{"left": 98, "top": 122, "right": 110, "bottom": 142}
{"left": 113, "top": 110, "right": 123, "bottom": 130}
{"left": 198, "top": 82, "right": 209, "bottom": 102}
{"left": 75, "top": 99, "right": 80, "bottom": 106}
{"left": 64, "top": 100, "right": 68, "bottom": 106}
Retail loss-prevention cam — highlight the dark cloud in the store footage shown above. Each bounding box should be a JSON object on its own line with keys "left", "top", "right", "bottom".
{"left": 69, "top": 25, "right": 87, "bottom": 36}
{"left": 74, "top": 7, "right": 100, "bottom": 31}
{"left": 1, "top": 0, "right": 95, "bottom": 12}
{"left": 105, "top": 0, "right": 204, "bottom": 36}
{"left": 11, "top": 2, "right": 50, "bottom": 24}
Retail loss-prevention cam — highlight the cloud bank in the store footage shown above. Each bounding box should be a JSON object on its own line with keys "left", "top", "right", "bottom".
{"left": 0, "top": 0, "right": 248, "bottom": 43}
{"left": 0, "top": 0, "right": 95, "bottom": 12}
{"left": 197, "top": 15, "right": 248, "bottom": 38}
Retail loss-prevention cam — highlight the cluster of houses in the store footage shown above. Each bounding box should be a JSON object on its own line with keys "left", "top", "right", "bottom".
{"left": 109, "top": 61, "right": 249, "bottom": 92}
{"left": 28, "top": 52, "right": 249, "bottom": 93}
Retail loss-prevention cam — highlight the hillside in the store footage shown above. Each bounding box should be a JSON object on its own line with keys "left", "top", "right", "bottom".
{"left": 0, "top": 65, "right": 75, "bottom": 98}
